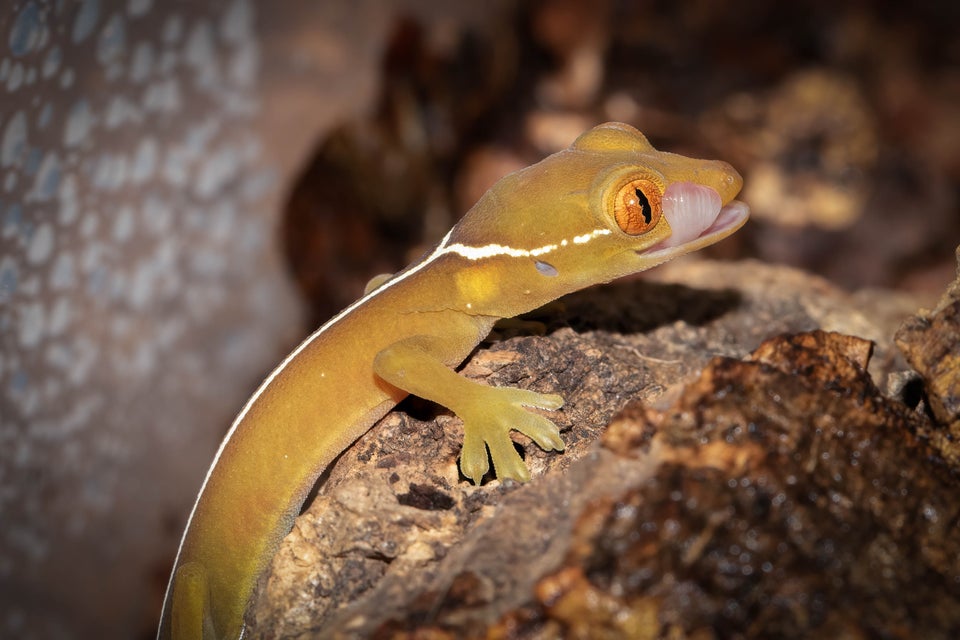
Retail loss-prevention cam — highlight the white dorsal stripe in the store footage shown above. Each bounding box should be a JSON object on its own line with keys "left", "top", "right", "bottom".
{"left": 444, "top": 228, "right": 610, "bottom": 260}
{"left": 160, "top": 223, "right": 613, "bottom": 635}
{"left": 574, "top": 228, "right": 611, "bottom": 244}
{"left": 445, "top": 242, "right": 556, "bottom": 259}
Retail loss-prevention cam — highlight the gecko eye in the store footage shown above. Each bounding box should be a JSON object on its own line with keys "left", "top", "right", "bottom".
{"left": 614, "top": 179, "right": 662, "bottom": 235}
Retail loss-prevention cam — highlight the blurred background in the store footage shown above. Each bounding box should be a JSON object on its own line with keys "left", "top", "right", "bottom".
{"left": 0, "top": 0, "right": 957, "bottom": 637}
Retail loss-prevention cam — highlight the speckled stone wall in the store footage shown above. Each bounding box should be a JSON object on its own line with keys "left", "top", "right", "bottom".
{"left": 0, "top": 1, "right": 301, "bottom": 636}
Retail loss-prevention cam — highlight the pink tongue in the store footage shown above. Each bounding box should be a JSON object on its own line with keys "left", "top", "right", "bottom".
{"left": 660, "top": 182, "right": 722, "bottom": 248}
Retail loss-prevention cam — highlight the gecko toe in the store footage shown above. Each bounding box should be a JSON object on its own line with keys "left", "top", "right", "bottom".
{"left": 487, "top": 434, "right": 530, "bottom": 483}
{"left": 460, "top": 429, "right": 490, "bottom": 484}
{"left": 515, "top": 413, "right": 565, "bottom": 452}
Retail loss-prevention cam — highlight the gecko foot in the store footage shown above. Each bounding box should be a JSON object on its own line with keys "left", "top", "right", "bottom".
{"left": 458, "top": 387, "right": 565, "bottom": 484}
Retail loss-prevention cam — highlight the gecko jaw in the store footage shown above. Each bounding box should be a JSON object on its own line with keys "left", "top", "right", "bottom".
{"left": 638, "top": 180, "right": 749, "bottom": 263}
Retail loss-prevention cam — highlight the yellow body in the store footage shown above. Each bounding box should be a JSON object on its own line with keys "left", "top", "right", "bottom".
{"left": 158, "top": 123, "right": 748, "bottom": 639}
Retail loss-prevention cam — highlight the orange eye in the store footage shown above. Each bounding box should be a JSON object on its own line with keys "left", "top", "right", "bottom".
{"left": 614, "top": 179, "right": 662, "bottom": 235}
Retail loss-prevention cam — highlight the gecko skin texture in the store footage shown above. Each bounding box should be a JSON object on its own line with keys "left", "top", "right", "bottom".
{"left": 157, "top": 122, "right": 750, "bottom": 639}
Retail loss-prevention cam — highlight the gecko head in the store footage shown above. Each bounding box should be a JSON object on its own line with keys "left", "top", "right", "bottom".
{"left": 572, "top": 122, "right": 750, "bottom": 277}
{"left": 442, "top": 122, "right": 749, "bottom": 317}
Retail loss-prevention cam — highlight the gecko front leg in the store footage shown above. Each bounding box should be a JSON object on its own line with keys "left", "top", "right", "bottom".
{"left": 373, "top": 334, "right": 564, "bottom": 484}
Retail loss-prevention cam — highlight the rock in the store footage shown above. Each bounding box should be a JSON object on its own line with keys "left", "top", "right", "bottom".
{"left": 896, "top": 246, "right": 960, "bottom": 463}
{"left": 250, "top": 258, "right": 959, "bottom": 638}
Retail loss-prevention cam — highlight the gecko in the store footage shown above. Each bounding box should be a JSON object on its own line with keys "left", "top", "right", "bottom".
{"left": 157, "top": 122, "right": 750, "bottom": 639}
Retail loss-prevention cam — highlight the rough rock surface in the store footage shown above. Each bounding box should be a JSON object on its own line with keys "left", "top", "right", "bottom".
{"left": 896, "top": 247, "right": 960, "bottom": 465}
{"left": 249, "top": 257, "right": 958, "bottom": 638}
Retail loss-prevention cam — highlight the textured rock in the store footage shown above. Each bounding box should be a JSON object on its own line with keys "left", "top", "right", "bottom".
{"left": 249, "top": 259, "right": 957, "bottom": 638}
{"left": 0, "top": 3, "right": 297, "bottom": 637}
{"left": 896, "top": 247, "right": 960, "bottom": 458}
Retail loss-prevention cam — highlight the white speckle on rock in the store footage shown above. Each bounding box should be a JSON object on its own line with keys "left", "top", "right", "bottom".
{"left": 72, "top": 0, "right": 101, "bottom": 44}
{"left": 4, "top": 170, "right": 18, "bottom": 192}
{"left": 44, "top": 341, "right": 69, "bottom": 372}
{"left": 79, "top": 238, "right": 103, "bottom": 276}
{"left": 92, "top": 153, "right": 127, "bottom": 190}
{"left": 104, "top": 95, "right": 142, "bottom": 129}
{"left": 152, "top": 237, "right": 179, "bottom": 295}
{"left": 42, "top": 45, "right": 61, "bottom": 78}
{"left": 79, "top": 210, "right": 98, "bottom": 238}
{"left": 162, "top": 14, "right": 182, "bottom": 44}
{"left": 185, "top": 118, "right": 218, "bottom": 156}
{"left": 129, "top": 41, "right": 154, "bottom": 83}
{"left": 96, "top": 14, "right": 126, "bottom": 67}
{"left": 129, "top": 137, "right": 157, "bottom": 183}
{"left": 157, "top": 47, "right": 177, "bottom": 74}
{"left": 108, "top": 268, "right": 127, "bottom": 301}
{"left": 1, "top": 111, "right": 27, "bottom": 167}
{"left": 27, "top": 223, "right": 54, "bottom": 264}
{"left": 19, "top": 273, "right": 40, "bottom": 296}
{"left": 207, "top": 200, "right": 235, "bottom": 244}
{"left": 112, "top": 206, "right": 134, "bottom": 242}
{"left": 66, "top": 335, "right": 100, "bottom": 387}
{"left": 42, "top": 377, "right": 62, "bottom": 404}
{"left": 220, "top": 0, "right": 253, "bottom": 44}
{"left": 188, "top": 246, "right": 225, "bottom": 278}
{"left": 2, "top": 202, "right": 23, "bottom": 238}
{"left": 18, "top": 301, "right": 45, "bottom": 349}
{"left": 57, "top": 173, "right": 79, "bottom": 225}
{"left": 59, "top": 67, "right": 74, "bottom": 88}
{"left": 47, "top": 296, "right": 72, "bottom": 335}
{"left": 64, "top": 99, "right": 94, "bottom": 147}
{"left": 50, "top": 252, "right": 75, "bottom": 290}
{"left": 185, "top": 21, "right": 218, "bottom": 87}
{"left": 37, "top": 102, "right": 53, "bottom": 130}
{"left": 142, "top": 195, "right": 172, "bottom": 235}
{"left": 86, "top": 264, "right": 107, "bottom": 296}
{"left": 30, "top": 151, "right": 61, "bottom": 201}
{"left": 129, "top": 260, "right": 155, "bottom": 310}
{"left": 25, "top": 146, "right": 42, "bottom": 175}
{"left": 142, "top": 77, "right": 180, "bottom": 112}
{"left": 109, "top": 312, "right": 131, "bottom": 341}
{"left": 195, "top": 146, "right": 239, "bottom": 199}
{"left": 62, "top": 396, "right": 102, "bottom": 439}
{"left": 162, "top": 145, "right": 189, "bottom": 187}
{"left": 6, "top": 62, "right": 25, "bottom": 92}
{"left": 227, "top": 40, "right": 258, "bottom": 88}
{"left": 0, "top": 255, "right": 18, "bottom": 303}
{"left": 9, "top": 2, "right": 46, "bottom": 58}
{"left": 156, "top": 314, "right": 183, "bottom": 349}
{"left": 131, "top": 340, "right": 157, "bottom": 376}
{"left": 127, "top": 0, "right": 153, "bottom": 18}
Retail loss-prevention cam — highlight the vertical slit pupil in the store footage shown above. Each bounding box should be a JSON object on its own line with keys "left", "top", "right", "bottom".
{"left": 635, "top": 188, "right": 652, "bottom": 224}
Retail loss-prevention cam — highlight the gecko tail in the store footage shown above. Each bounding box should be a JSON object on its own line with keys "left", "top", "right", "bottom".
{"left": 162, "top": 561, "right": 220, "bottom": 640}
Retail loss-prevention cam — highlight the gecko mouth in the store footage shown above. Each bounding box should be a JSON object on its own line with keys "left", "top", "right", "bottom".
{"left": 639, "top": 182, "right": 750, "bottom": 262}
